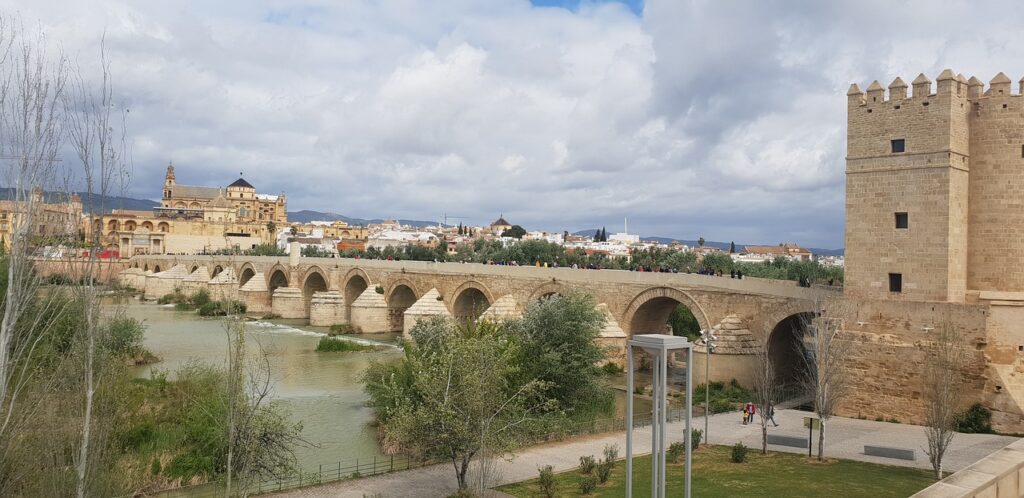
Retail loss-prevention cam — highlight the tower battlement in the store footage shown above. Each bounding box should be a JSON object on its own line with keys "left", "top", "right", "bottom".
{"left": 848, "top": 70, "right": 1024, "bottom": 106}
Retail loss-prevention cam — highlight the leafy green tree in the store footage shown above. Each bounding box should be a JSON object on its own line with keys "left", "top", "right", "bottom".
{"left": 300, "top": 245, "right": 334, "bottom": 258}
{"left": 729, "top": 241, "right": 735, "bottom": 254}
{"left": 700, "top": 252, "right": 733, "bottom": 273}
{"left": 501, "top": 225, "right": 527, "bottom": 239}
{"left": 266, "top": 221, "right": 276, "bottom": 235}
{"left": 698, "top": 237, "right": 705, "bottom": 247}
{"left": 669, "top": 305, "right": 700, "bottom": 340}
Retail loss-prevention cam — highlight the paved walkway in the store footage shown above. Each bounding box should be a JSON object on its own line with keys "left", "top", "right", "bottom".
{"left": 272, "top": 410, "right": 1018, "bottom": 497}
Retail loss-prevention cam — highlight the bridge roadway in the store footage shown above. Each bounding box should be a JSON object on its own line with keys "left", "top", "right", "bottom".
{"left": 120, "top": 253, "right": 830, "bottom": 384}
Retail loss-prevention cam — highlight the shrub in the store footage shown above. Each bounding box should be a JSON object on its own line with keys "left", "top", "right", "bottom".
{"left": 105, "top": 316, "right": 146, "bottom": 358}
{"left": 600, "top": 362, "right": 624, "bottom": 375}
{"left": 667, "top": 442, "right": 685, "bottom": 463}
{"left": 690, "top": 428, "right": 703, "bottom": 448}
{"left": 175, "top": 302, "right": 195, "bottom": 311}
{"left": 603, "top": 443, "right": 619, "bottom": 462}
{"left": 329, "top": 323, "right": 360, "bottom": 336}
{"left": 190, "top": 289, "right": 211, "bottom": 307}
{"left": 150, "top": 458, "right": 162, "bottom": 476}
{"left": 596, "top": 459, "right": 613, "bottom": 483}
{"left": 956, "top": 403, "right": 994, "bottom": 434}
{"left": 316, "top": 337, "right": 376, "bottom": 353}
{"left": 197, "top": 300, "right": 247, "bottom": 317}
{"left": 537, "top": 465, "right": 556, "bottom": 498}
{"left": 710, "top": 398, "right": 735, "bottom": 414}
{"left": 375, "top": 285, "right": 385, "bottom": 294}
{"left": 579, "top": 475, "right": 598, "bottom": 494}
{"left": 46, "top": 273, "right": 73, "bottom": 285}
{"left": 578, "top": 455, "right": 596, "bottom": 474}
{"left": 731, "top": 442, "right": 748, "bottom": 463}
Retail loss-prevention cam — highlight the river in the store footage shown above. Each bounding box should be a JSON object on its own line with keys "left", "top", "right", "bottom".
{"left": 122, "top": 297, "right": 649, "bottom": 472}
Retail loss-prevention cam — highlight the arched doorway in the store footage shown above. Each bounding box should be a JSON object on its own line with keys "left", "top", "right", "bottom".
{"left": 387, "top": 285, "right": 417, "bottom": 331}
{"left": 344, "top": 274, "right": 369, "bottom": 321}
{"left": 268, "top": 269, "right": 289, "bottom": 293}
{"left": 302, "top": 271, "right": 328, "bottom": 316}
{"left": 239, "top": 267, "right": 256, "bottom": 288}
{"left": 212, "top": 265, "right": 223, "bottom": 278}
{"left": 768, "top": 313, "right": 813, "bottom": 386}
{"left": 452, "top": 287, "right": 491, "bottom": 321}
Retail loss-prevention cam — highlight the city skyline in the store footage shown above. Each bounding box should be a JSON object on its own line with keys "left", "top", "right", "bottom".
{"left": 10, "top": 0, "right": 1024, "bottom": 247}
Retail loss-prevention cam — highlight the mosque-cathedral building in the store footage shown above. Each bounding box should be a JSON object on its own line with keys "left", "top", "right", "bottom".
{"left": 91, "top": 163, "right": 287, "bottom": 255}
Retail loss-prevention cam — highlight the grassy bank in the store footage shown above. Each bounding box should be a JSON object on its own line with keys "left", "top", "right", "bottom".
{"left": 498, "top": 445, "right": 935, "bottom": 497}
{"left": 316, "top": 337, "right": 378, "bottom": 352}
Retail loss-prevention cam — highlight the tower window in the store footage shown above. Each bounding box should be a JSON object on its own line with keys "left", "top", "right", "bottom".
{"left": 889, "top": 273, "right": 903, "bottom": 293}
{"left": 891, "top": 139, "right": 905, "bottom": 153}
{"left": 895, "top": 212, "right": 909, "bottom": 229}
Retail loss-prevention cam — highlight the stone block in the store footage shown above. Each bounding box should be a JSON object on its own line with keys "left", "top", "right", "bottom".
{"left": 309, "top": 291, "right": 344, "bottom": 327}
{"left": 272, "top": 287, "right": 305, "bottom": 319}
{"left": 864, "top": 445, "right": 915, "bottom": 461}
{"left": 767, "top": 434, "right": 809, "bottom": 449}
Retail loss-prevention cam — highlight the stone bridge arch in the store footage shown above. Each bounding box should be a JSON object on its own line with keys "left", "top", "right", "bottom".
{"left": 385, "top": 279, "right": 421, "bottom": 332}
{"left": 267, "top": 264, "right": 289, "bottom": 292}
{"left": 342, "top": 268, "right": 372, "bottom": 321}
{"left": 301, "top": 266, "right": 330, "bottom": 315}
{"left": 762, "top": 302, "right": 817, "bottom": 387}
{"left": 527, "top": 281, "right": 569, "bottom": 304}
{"left": 238, "top": 263, "right": 257, "bottom": 288}
{"left": 623, "top": 286, "right": 710, "bottom": 336}
{"left": 449, "top": 280, "right": 494, "bottom": 320}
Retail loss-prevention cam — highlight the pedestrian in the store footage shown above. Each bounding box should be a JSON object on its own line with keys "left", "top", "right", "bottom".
{"left": 742, "top": 404, "right": 749, "bottom": 425}
{"left": 767, "top": 403, "right": 778, "bottom": 427}
{"left": 749, "top": 402, "right": 757, "bottom": 422}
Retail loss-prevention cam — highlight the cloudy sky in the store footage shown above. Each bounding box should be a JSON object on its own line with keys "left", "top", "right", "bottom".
{"left": 8, "top": 0, "right": 1024, "bottom": 248}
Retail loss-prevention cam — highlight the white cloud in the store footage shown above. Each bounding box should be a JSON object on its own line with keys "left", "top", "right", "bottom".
{"left": 5, "top": 0, "right": 1024, "bottom": 248}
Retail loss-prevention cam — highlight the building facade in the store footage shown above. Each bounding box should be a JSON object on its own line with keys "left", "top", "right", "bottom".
{"left": 0, "top": 188, "right": 83, "bottom": 249}
{"left": 91, "top": 164, "right": 287, "bottom": 255}
{"left": 844, "top": 70, "right": 1024, "bottom": 430}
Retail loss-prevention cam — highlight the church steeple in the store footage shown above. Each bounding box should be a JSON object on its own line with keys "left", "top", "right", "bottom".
{"left": 163, "top": 162, "right": 175, "bottom": 199}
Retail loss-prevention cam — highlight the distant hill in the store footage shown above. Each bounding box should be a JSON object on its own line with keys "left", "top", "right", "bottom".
{"left": 287, "top": 209, "right": 442, "bottom": 228}
{"left": 572, "top": 230, "right": 843, "bottom": 256}
{"left": 0, "top": 188, "right": 158, "bottom": 214}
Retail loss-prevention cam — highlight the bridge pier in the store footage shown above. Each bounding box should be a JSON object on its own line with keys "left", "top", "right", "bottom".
{"left": 238, "top": 271, "right": 271, "bottom": 315}
{"left": 349, "top": 286, "right": 392, "bottom": 333}
{"left": 272, "top": 287, "right": 305, "bottom": 319}
{"left": 207, "top": 267, "right": 238, "bottom": 301}
{"left": 402, "top": 288, "right": 451, "bottom": 340}
{"left": 144, "top": 264, "right": 189, "bottom": 300}
{"left": 309, "top": 291, "right": 344, "bottom": 327}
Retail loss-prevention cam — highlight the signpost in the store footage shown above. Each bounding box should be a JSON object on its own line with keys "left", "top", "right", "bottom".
{"left": 803, "top": 416, "right": 820, "bottom": 457}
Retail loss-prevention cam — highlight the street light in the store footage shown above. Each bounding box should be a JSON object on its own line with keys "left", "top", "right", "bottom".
{"left": 699, "top": 328, "right": 717, "bottom": 442}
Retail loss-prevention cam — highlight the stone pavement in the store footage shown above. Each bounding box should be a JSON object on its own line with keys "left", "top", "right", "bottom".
{"left": 271, "top": 409, "right": 1018, "bottom": 498}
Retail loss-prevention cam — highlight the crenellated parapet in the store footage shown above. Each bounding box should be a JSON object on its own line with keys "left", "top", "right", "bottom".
{"left": 848, "top": 69, "right": 1023, "bottom": 106}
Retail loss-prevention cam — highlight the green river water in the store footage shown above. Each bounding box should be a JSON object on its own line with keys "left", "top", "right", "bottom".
{"left": 121, "top": 297, "right": 647, "bottom": 472}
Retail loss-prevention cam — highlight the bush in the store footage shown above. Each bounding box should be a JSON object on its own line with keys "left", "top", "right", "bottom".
{"left": 579, "top": 475, "right": 598, "bottom": 494}
{"left": 105, "top": 316, "right": 146, "bottom": 358}
{"left": 667, "top": 442, "right": 684, "bottom": 463}
{"left": 600, "top": 362, "right": 623, "bottom": 375}
{"left": 603, "top": 443, "right": 618, "bottom": 462}
{"left": 956, "top": 403, "right": 994, "bottom": 434}
{"left": 596, "top": 459, "right": 613, "bottom": 483}
{"left": 329, "top": 323, "right": 361, "bottom": 336}
{"left": 190, "top": 289, "right": 211, "bottom": 307}
{"left": 316, "top": 337, "right": 376, "bottom": 353}
{"left": 731, "top": 442, "right": 748, "bottom": 463}
{"left": 690, "top": 428, "right": 703, "bottom": 448}
{"left": 150, "top": 458, "right": 162, "bottom": 476}
{"left": 578, "top": 455, "right": 596, "bottom": 474}
{"left": 197, "top": 300, "right": 247, "bottom": 317}
{"left": 537, "top": 465, "right": 556, "bottom": 498}
{"left": 46, "top": 273, "right": 73, "bottom": 285}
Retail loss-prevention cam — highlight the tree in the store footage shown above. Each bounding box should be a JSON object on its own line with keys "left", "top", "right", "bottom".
{"left": 729, "top": 241, "right": 736, "bottom": 254}
{"left": 593, "top": 229, "right": 600, "bottom": 242}
{"left": 266, "top": 221, "right": 276, "bottom": 235}
{"left": 501, "top": 224, "right": 527, "bottom": 239}
{"left": 600, "top": 227, "right": 608, "bottom": 242}
{"left": 801, "top": 298, "right": 854, "bottom": 460}
{"left": 289, "top": 226, "right": 298, "bottom": 237}
{"left": 365, "top": 317, "right": 550, "bottom": 490}
{"left": 923, "top": 322, "right": 967, "bottom": 480}
{"left": 698, "top": 237, "right": 705, "bottom": 247}
{"left": 752, "top": 346, "right": 779, "bottom": 455}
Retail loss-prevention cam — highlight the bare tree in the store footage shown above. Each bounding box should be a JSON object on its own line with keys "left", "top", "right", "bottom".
{"left": 923, "top": 322, "right": 966, "bottom": 480}
{"left": 63, "top": 33, "right": 131, "bottom": 497}
{"left": 801, "top": 298, "right": 854, "bottom": 461}
{"left": 752, "top": 345, "right": 779, "bottom": 455}
{"left": 0, "top": 13, "right": 69, "bottom": 441}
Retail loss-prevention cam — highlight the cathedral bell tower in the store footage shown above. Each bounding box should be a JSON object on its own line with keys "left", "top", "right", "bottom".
{"left": 163, "top": 162, "right": 175, "bottom": 200}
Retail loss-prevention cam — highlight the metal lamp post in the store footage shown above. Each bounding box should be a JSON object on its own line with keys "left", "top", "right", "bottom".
{"left": 626, "top": 334, "right": 693, "bottom": 498}
{"left": 699, "top": 329, "right": 717, "bottom": 442}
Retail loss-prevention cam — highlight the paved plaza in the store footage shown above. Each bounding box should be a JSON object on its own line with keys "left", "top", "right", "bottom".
{"left": 272, "top": 409, "right": 1018, "bottom": 497}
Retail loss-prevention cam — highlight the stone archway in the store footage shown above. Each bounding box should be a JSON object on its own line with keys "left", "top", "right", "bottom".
{"left": 768, "top": 312, "right": 813, "bottom": 386}
{"left": 212, "top": 265, "right": 223, "bottom": 278}
{"left": 386, "top": 284, "right": 418, "bottom": 332}
{"left": 624, "top": 287, "right": 709, "bottom": 337}
{"left": 451, "top": 281, "right": 493, "bottom": 321}
{"left": 527, "top": 282, "right": 567, "bottom": 304}
{"left": 343, "top": 269, "right": 370, "bottom": 322}
{"left": 152, "top": 265, "right": 161, "bottom": 273}
{"left": 238, "top": 266, "right": 256, "bottom": 287}
{"left": 190, "top": 265, "right": 199, "bottom": 274}
{"left": 301, "top": 268, "right": 329, "bottom": 315}
{"left": 268, "top": 268, "right": 289, "bottom": 293}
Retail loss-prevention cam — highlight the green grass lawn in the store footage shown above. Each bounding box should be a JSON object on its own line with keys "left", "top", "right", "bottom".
{"left": 497, "top": 445, "right": 936, "bottom": 497}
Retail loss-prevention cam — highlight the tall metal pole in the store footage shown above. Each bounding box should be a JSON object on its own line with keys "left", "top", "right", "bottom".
{"left": 626, "top": 346, "right": 634, "bottom": 498}
{"left": 686, "top": 345, "right": 693, "bottom": 498}
{"left": 650, "top": 351, "right": 658, "bottom": 496}
{"left": 659, "top": 348, "right": 668, "bottom": 498}
{"left": 704, "top": 335, "right": 710, "bottom": 442}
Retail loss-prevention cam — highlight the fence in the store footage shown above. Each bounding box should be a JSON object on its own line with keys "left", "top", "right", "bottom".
{"left": 141, "top": 406, "right": 697, "bottom": 497}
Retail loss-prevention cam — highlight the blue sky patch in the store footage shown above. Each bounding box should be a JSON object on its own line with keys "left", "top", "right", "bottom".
{"left": 530, "top": 0, "right": 643, "bottom": 16}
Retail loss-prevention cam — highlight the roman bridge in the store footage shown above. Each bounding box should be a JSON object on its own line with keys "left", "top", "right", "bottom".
{"left": 120, "top": 252, "right": 832, "bottom": 385}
